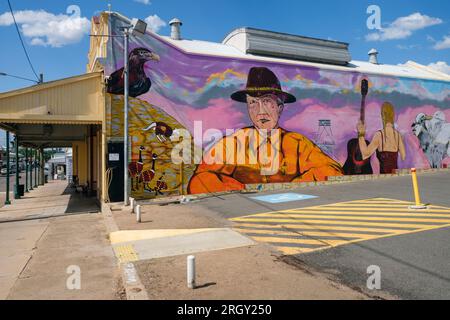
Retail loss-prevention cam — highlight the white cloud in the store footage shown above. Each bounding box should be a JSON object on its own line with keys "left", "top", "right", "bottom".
{"left": 134, "top": 0, "right": 151, "bottom": 4}
{"left": 396, "top": 44, "right": 421, "bottom": 50}
{"left": 427, "top": 61, "right": 450, "bottom": 75}
{"left": 144, "top": 14, "right": 166, "bottom": 33}
{"left": 366, "top": 12, "right": 442, "bottom": 41}
{"left": 433, "top": 35, "right": 450, "bottom": 50}
{"left": 0, "top": 7, "right": 90, "bottom": 48}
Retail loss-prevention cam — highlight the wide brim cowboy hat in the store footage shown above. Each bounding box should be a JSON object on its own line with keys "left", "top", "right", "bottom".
{"left": 230, "top": 67, "right": 296, "bottom": 104}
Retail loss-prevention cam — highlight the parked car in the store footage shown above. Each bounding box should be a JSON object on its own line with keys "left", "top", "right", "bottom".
{"left": 1, "top": 165, "right": 16, "bottom": 175}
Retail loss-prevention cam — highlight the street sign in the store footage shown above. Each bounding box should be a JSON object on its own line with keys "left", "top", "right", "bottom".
{"left": 250, "top": 193, "right": 318, "bottom": 204}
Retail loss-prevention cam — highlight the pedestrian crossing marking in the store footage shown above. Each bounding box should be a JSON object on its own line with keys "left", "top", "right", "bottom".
{"left": 113, "top": 244, "right": 139, "bottom": 263}
{"left": 234, "top": 227, "right": 377, "bottom": 239}
{"left": 230, "top": 198, "right": 450, "bottom": 255}
{"left": 234, "top": 222, "right": 409, "bottom": 234}
{"left": 252, "top": 213, "right": 450, "bottom": 223}
{"left": 251, "top": 236, "right": 348, "bottom": 247}
{"left": 283, "top": 208, "right": 450, "bottom": 217}
{"left": 234, "top": 218, "right": 443, "bottom": 229}
{"left": 293, "top": 205, "right": 450, "bottom": 211}
{"left": 321, "top": 204, "right": 450, "bottom": 209}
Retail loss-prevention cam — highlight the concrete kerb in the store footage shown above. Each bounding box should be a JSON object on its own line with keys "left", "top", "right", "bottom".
{"left": 120, "top": 262, "right": 149, "bottom": 300}
{"left": 101, "top": 202, "right": 148, "bottom": 300}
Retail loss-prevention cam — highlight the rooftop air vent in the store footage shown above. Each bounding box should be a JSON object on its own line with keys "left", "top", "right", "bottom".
{"left": 169, "top": 18, "right": 182, "bottom": 40}
{"left": 368, "top": 48, "right": 379, "bottom": 64}
{"left": 223, "top": 28, "right": 351, "bottom": 66}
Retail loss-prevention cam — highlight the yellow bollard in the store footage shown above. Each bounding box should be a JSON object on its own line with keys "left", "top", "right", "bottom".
{"left": 409, "top": 168, "right": 427, "bottom": 210}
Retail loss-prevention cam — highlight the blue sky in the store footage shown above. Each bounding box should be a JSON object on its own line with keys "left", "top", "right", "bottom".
{"left": 0, "top": 0, "right": 449, "bottom": 93}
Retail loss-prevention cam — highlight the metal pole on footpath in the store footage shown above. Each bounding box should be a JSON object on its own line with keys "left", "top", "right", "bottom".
{"left": 14, "top": 135, "right": 20, "bottom": 199}
{"left": 34, "top": 149, "right": 37, "bottom": 188}
{"left": 136, "top": 204, "right": 141, "bottom": 223}
{"left": 39, "top": 148, "right": 44, "bottom": 185}
{"left": 37, "top": 149, "right": 41, "bottom": 186}
{"left": 130, "top": 197, "right": 135, "bottom": 213}
{"left": 4, "top": 131, "right": 11, "bottom": 205}
{"left": 29, "top": 149, "right": 33, "bottom": 190}
{"left": 187, "top": 255, "right": 196, "bottom": 289}
{"left": 25, "top": 147, "right": 28, "bottom": 193}
{"left": 409, "top": 168, "right": 427, "bottom": 210}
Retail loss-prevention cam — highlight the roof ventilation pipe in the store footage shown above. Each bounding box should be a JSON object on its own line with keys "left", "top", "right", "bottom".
{"left": 368, "top": 48, "right": 379, "bottom": 64}
{"left": 169, "top": 18, "right": 182, "bottom": 40}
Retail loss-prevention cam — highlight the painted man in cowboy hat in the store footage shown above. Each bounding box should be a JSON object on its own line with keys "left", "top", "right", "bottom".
{"left": 188, "top": 67, "right": 343, "bottom": 194}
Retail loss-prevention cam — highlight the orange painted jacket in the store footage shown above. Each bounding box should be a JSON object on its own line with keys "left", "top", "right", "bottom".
{"left": 187, "top": 127, "right": 343, "bottom": 194}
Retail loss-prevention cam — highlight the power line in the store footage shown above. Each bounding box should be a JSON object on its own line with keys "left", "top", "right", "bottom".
{"left": 7, "top": 0, "right": 40, "bottom": 82}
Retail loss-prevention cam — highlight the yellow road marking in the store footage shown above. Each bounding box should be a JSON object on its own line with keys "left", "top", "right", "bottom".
{"left": 288, "top": 207, "right": 450, "bottom": 213}
{"left": 230, "top": 198, "right": 450, "bottom": 256}
{"left": 230, "top": 207, "right": 450, "bottom": 221}
{"left": 284, "top": 209, "right": 450, "bottom": 218}
{"left": 326, "top": 203, "right": 415, "bottom": 207}
{"left": 233, "top": 222, "right": 408, "bottom": 234}
{"left": 321, "top": 203, "right": 450, "bottom": 210}
{"left": 362, "top": 198, "right": 410, "bottom": 201}
{"left": 337, "top": 198, "right": 411, "bottom": 203}
{"left": 114, "top": 244, "right": 139, "bottom": 263}
{"left": 251, "top": 236, "right": 349, "bottom": 247}
{"left": 234, "top": 218, "right": 444, "bottom": 229}
{"left": 344, "top": 200, "right": 412, "bottom": 204}
{"left": 276, "top": 246, "right": 328, "bottom": 255}
{"left": 319, "top": 199, "right": 450, "bottom": 209}
{"left": 233, "top": 227, "right": 379, "bottom": 239}
{"left": 297, "top": 223, "right": 450, "bottom": 255}
{"left": 250, "top": 213, "right": 450, "bottom": 223}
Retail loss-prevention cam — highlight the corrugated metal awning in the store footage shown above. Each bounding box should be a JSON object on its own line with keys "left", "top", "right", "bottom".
{"left": 0, "top": 72, "right": 104, "bottom": 125}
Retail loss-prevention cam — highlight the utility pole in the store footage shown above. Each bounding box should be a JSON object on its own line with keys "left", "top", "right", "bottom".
{"left": 123, "top": 27, "right": 130, "bottom": 206}
{"left": 87, "top": 19, "right": 147, "bottom": 205}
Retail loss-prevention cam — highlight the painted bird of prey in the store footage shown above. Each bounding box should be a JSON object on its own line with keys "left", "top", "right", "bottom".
{"left": 107, "top": 47, "right": 160, "bottom": 98}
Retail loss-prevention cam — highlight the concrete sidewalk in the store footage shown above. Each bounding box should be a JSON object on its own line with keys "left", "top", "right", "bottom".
{"left": 0, "top": 180, "right": 99, "bottom": 222}
{"left": 0, "top": 180, "right": 121, "bottom": 300}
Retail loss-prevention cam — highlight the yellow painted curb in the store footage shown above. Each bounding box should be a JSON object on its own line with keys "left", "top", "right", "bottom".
{"left": 110, "top": 228, "right": 231, "bottom": 244}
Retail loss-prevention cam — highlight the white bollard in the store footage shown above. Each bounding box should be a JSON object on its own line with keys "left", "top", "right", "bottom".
{"left": 187, "top": 255, "right": 195, "bottom": 289}
{"left": 130, "top": 197, "right": 135, "bottom": 213}
{"left": 136, "top": 204, "right": 141, "bottom": 223}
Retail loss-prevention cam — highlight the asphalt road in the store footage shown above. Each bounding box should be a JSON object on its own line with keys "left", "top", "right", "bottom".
{"left": 197, "top": 171, "right": 450, "bottom": 217}
{"left": 194, "top": 171, "right": 450, "bottom": 299}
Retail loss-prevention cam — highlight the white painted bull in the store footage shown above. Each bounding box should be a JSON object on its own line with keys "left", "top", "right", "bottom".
{"left": 412, "top": 111, "right": 450, "bottom": 168}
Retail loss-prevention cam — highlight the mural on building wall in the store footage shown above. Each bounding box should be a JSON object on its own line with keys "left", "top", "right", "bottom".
{"left": 411, "top": 111, "right": 450, "bottom": 168}
{"left": 104, "top": 15, "right": 450, "bottom": 198}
